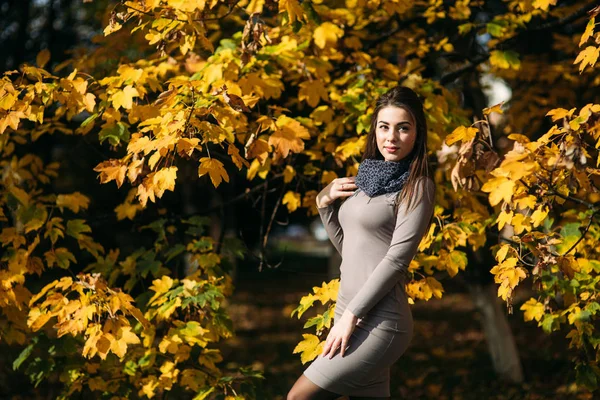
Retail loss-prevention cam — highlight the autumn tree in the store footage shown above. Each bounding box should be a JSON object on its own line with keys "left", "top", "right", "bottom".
{"left": 1, "top": 0, "right": 600, "bottom": 398}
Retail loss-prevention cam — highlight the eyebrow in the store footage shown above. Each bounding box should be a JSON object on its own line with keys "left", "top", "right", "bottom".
{"left": 378, "top": 120, "right": 412, "bottom": 126}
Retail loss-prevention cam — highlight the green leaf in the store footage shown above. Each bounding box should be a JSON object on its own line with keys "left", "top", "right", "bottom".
{"left": 98, "top": 122, "right": 130, "bottom": 146}
{"left": 80, "top": 113, "right": 98, "bottom": 128}
{"left": 164, "top": 244, "right": 186, "bottom": 263}
{"left": 13, "top": 340, "right": 36, "bottom": 370}
{"left": 137, "top": 251, "right": 161, "bottom": 278}
{"left": 66, "top": 219, "right": 91, "bottom": 240}
{"left": 576, "top": 363, "right": 599, "bottom": 391}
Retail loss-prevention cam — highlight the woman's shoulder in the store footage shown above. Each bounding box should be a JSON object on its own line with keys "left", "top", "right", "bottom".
{"left": 415, "top": 175, "right": 436, "bottom": 194}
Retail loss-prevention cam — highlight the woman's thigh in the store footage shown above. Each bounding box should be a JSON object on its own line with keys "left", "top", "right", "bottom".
{"left": 287, "top": 374, "right": 343, "bottom": 400}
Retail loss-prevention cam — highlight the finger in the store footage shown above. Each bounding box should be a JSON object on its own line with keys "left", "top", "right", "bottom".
{"left": 338, "top": 183, "right": 357, "bottom": 191}
{"left": 337, "top": 190, "right": 356, "bottom": 198}
{"left": 341, "top": 337, "right": 348, "bottom": 357}
{"left": 329, "top": 337, "right": 341, "bottom": 359}
{"left": 321, "top": 336, "right": 333, "bottom": 357}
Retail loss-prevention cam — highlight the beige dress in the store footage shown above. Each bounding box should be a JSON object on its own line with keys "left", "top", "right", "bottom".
{"left": 303, "top": 176, "right": 436, "bottom": 397}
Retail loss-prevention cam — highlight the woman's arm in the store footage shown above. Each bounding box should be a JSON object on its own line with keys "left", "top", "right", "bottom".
{"left": 345, "top": 177, "right": 436, "bottom": 319}
{"left": 318, "top": 202, "right": 344, "bottom": 255}
{"left": 316, "top": 176, "right": 357, "bottom": 255}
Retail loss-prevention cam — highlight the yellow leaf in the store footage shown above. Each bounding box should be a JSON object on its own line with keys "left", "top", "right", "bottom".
{"left": 103, "top": 21, "right": 122, "bottom": 36}
{"left": 483, "top": 102, "right": 504, "bottom": 115}
{"left": 335, "top": 136, "right": 366, "bottom": 161}
{"left": 298, "top": 80, "right": 329, "bottom": 107}
{"left": 530, "top": 206, "right": 548, "bottom": 228}
{"left": 279, "top": 0, "right": 305, "bottom": 24}
{"left": 489, "top": 50, "right": 520, "bottom": 70}
{"left": 112, "top": 85, "right": 139, "bottom": 110}
{"left": 293, "top": 334, "right": 323, "bottom": 364}
{"left": 9, "top": 186, "right": 30, "bottom": 206}
{"left": 574, "top": 46, "right": 600, "bottom": 73}
{"left": 312, "top": 279, "right": 339, "bottom": 304}
{"left": 495, "top": 244, "right": 510, "bottom": 263}
{"left": 283, "top": 191, "right": 301, "bottom": 213}
{"left": 546, "top": 107, "right": 575, "bottom": 121}
{"left": 198, "top": 157, "right": 229, "bottom": 187}
{"left": 128, "top": 133, "right": 155, "bottom": 155}
{"left": 110, "top": 326, "right": 140, "bottom": 358}
{"left": 532, "top": 0, "right": 557, "bottom": 11}
{"left": 580, "top": 17, "right": 595, "bottom": 47}
{"left": 321, "top": 170, "right": 338, "bottom": 185}
{"left": 496, "top": 210, "right": 513, "bottom": 230}
{"left": 93, "top": 160, "right": 127, "bottom": 188}
{"left": 425, "top": 277, "right": 444, "bottom": 299}
{"left": 177, "top": 138, "right": 200, "bottom": 157}
{"left": 313, "top": 22, "right": 344, "bottom": 49}
{"left": 520, "top": 298, "right": 545, "bottom": 322}
{"left": 36, "top": 49, "right": 51, "bottom": 69}
{"left": 268, "top": 116, "right": 311, "bottom": 158}
{"left": 283, "top": 165, "right": 296, "bottom": 183}
{"left": 152, "top": 167, "right": 178, "bottom": 198}
{"left": 115, "top": 202, "right": 140, "bottom": 221}
{"left": 481, "top": 177, "right": 515, "bottom": 206}
{"left": 445, "top": 126, "right": 478, "bottom": 146}
{"left": 228, "top": 143, "right": 250, "bottom": 170}
{"left": 56, "top": 192, "right": 90, "bottom": 213}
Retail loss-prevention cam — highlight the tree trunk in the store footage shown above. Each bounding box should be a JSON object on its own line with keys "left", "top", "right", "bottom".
{"left": 467, "top": 282, "right": 524, "bottom": 382}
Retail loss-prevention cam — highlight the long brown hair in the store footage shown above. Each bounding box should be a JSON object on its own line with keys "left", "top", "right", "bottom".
{"left": 362, "top": 86, "right": 434, "bottom": 214}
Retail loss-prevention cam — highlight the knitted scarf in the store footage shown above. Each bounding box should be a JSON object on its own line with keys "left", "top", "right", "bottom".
{"left": 355, "top": 156, "right": 413, "bottom": 197}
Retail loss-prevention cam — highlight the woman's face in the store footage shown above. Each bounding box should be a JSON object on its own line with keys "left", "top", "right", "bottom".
{"left": 375, "top": 106, "right": 417, "bottom": 162}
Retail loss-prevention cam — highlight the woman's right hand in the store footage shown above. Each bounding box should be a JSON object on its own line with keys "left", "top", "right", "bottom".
{"left": 316, "top": 177, "right": 357, "bottom": 208}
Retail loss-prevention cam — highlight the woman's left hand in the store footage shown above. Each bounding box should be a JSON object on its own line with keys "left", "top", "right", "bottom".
{"left": 321, "top": 309, "right": 358, "bottom": 358}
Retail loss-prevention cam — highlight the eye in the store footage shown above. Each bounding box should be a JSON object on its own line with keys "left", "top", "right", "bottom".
{"left": 379, "top": 125, "right": 388, "bottom": 131}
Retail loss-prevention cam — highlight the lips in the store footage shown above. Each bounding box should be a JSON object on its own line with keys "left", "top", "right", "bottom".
{"left": 384, "top": 146, "right": 399, "bottom": 152}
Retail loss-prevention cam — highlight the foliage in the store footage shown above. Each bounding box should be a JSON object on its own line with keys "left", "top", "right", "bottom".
{"left": 1, "top": 0, "right": 600, "bottom": 396}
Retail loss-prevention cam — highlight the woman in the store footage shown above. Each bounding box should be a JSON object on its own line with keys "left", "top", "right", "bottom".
{"left": 287, "top": 86, "right": 436, "bottom": 400}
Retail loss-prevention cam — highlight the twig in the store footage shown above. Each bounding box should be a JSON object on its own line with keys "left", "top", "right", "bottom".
{"left": 563, "top": 209, "right": 599, "bottom": 255}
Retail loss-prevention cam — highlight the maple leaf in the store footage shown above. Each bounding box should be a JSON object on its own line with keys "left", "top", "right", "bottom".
{"left": 227, "top": 143, "right": 250, "bottom": 169}
{"left": 532, "top": 0, "right": 557, "bottom": 11}
{"left": 445, "top": 126, "right": 478, "bottom": 146}
{"left": 111, "top": 85, "right": 139, "bottom": 110}
{"left": 177, "top": 138, "right": 200, "bottom": 158}
{"left": 313, "top": 22, "right": 344, "bottom": 49}
{"left": 481, "top": 176, "right": 515, "bottom": 206}
{"left": 198, "top": 157, "right": 230, "bottom": 187}
{"left": 298, "top": 80, "right": 329, "bottom": 107}
{"left": 93, "top": 160, "right": 127, "bottom": 188}
{"left": 490, "top": 50, "right": 520, "bottom": 70}
{"left": 282, "top": 191, "right": 301, "bottom": 212}
{"left": 292, "top": 334, "right": 323, "bottom": 364}
{"left": 245, "top": 136, "right": 270, "bottom": 163}
{"left": 152, "top": 167, "right": 178, "bottom": 198}
{"left": 268, "top": 116, "right": 311, "bottom": 158}
{"left": 279, "top": 0, "right": 305, "bottom": 24}
{"left": 115, "top": 202, "right": 141, "bottom": 221}
{"left": 56, "top": 192, "right": 90, "bottom": 213}
{"left": 521, "top": 298, "right": 545, "bottom": 322}
{"left": 110, "top": 325, "right": 140, "bottom": 358}
{"left": 579, "top": 17, "right": 595, "bottom": 47}
{"left": 284, "top": 165, "right": 296, "bottom": 183}
{"left": 574, "top": 46, "right": 599, "bottom": 73}
{"left": 483, "top": 102, "right": 504, "bottom": 115}
{"left": 44, "top": 248, "right": 77, "bottom": 269}
{"left": 36, "top": 49, "right": 51, "bottom": 69}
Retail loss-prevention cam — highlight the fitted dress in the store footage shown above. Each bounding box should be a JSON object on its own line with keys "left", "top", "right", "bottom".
{"left": 303, "top": 176, "right": 436, "bottom": 397}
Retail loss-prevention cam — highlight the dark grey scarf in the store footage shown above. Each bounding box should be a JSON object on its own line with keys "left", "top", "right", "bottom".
{"left": 355, "top": 157, "right": 413, "bottom": 197}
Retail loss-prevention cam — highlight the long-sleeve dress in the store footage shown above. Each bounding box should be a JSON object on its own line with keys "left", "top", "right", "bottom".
{"left": 303, "top": 176, "right": 436, "bottom": 397}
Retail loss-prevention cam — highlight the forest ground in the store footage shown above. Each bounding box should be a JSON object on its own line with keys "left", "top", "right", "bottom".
{"left": 222, "top": 251, "right": 594, "bottom": 400}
